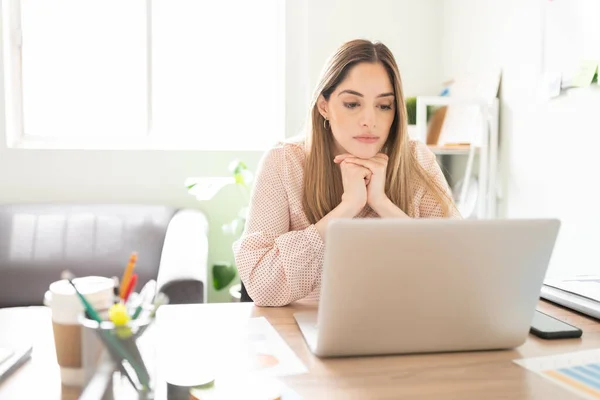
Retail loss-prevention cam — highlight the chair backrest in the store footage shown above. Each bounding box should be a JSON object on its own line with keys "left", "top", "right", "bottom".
{"left": 0, "top": 203, "right": 176, "bottom": 308}
{"left": 240, "top": 282, "right": 253, "bottom": 302}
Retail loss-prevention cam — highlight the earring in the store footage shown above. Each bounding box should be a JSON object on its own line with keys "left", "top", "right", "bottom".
{"left": 323, "top": 118, "right": 330, "bottom": 130}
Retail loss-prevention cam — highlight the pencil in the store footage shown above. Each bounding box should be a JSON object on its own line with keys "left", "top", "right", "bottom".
{"left": 123, "top": 274, "right": 138, "bottom": 303}
{"left": 119, "top": 252, "right": 138, "bottom": 299}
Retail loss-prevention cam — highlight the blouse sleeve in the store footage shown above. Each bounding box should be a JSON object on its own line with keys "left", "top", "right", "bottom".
{"left": 233, "top": 146, "right": 325, "bottom": 306}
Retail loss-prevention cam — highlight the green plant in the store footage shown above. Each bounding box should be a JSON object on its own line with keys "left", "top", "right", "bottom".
{"left": 186, "top": 160, "right": 254, "bottom": 290}
{"left": 405, "top": 97, "right": 417, "bottom": 125}
{"left": 405, "top": 96, "right": 437, "bottom": 125}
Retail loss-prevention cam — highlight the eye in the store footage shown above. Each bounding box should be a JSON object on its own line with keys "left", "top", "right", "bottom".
{"left": 379, "top": 104, "right": 393, "bottom": 111}
{"left": 344, "top": 102, "right": 359, "bottom": 109}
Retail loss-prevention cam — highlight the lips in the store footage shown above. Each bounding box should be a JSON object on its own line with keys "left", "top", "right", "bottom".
{"left": 354, "top": 136, "right": 379, "bottom": 144}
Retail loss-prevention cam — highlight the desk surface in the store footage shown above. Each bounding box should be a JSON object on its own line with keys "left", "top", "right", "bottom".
{"left": 1, "top": 300, "right": 600, "bottom": 399}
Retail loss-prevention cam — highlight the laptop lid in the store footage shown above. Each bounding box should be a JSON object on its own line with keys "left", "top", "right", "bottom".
{"left": 311, "top": 218, "right": 560, "bottom": 357}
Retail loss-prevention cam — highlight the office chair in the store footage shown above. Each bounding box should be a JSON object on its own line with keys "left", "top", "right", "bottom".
{"left": 240, "top": 282, "right": 253, "bottom": 302}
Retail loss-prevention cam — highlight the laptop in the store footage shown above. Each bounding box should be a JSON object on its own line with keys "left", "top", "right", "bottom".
{"left": 541, "top": 275, "right": 600, "bottom": 320}
{"left": 294, "top": 218, "right": 561, "bottom": 357}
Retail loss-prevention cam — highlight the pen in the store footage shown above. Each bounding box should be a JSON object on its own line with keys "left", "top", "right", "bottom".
{"left": 131, "top": 280, "right": 157, "bottom": 320}
{"left": 111, "top": 276, "right": 120, "bottom": 304}
{"left": 131, "top": 304, "right": 144, "bottom": 320}
{"left": 149, "top": 292, "right": 169, "bottom": 318}
{"left": 63, "top": 273, "right": 102, "bottom": 322}
{"left": 119, "top": 252, "right": 138, "bottom": 299}
{"left": 123, "top": 273, "right": 138, "bottom": 303}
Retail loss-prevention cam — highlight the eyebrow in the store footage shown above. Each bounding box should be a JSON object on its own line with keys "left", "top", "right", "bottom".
{"left": 338, "top": 89, "right": 395, "bottom": 98}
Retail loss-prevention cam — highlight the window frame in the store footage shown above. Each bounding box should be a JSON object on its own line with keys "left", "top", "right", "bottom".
{"left": 1, "top": 0, "right": 287, "bottom": 151}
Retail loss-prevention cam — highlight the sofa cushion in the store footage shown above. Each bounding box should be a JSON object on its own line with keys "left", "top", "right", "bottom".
{"left": 0, "top": 204, "right": 177, "bottom": 308}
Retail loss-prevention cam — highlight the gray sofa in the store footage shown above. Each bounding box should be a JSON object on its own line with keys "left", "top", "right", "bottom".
{"left": 0, "top": 204, "right": 209, "bottom": 307}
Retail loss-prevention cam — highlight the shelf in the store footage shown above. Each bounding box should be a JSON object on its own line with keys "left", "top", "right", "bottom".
{"left": 428, "top": 144, "right": 475, "bottom": 155}
{"left": 416, "top": 96, "right": 499, "bottom": 218}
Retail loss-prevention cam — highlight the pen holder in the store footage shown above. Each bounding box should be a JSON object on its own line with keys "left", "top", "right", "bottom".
{"left": 80, "top": 310, "right": 155, "bottom": 399}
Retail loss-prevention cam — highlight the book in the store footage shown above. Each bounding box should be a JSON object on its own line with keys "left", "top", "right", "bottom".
{"left": 545, "top": 275, "right": 600, "bottom": 303}
{"left": 542, "top": 275, "right": 600, "bottom": 320}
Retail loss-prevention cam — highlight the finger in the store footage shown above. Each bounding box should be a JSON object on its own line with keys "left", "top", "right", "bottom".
{"left": 373, "top": 153, "right": 389, "bottom": 162}
{"left": 335, "top": 153, "right": 387, "bottom": 167}
{"left": 333, "top": 154, "right": 353, "bottom": 163}
{"left": 341, "top": 160, "right": 371, "bottom": 173}
{"left": 341, "top": 157, "right": 386, "bottom": 172}
{"left": 340, "top": 162, "right": 370, "bottom": 186}
{"left": 363, "top": 169, "right": 372, "bottom": 186}
{"left": 336, "top": 153, "right": 386, "bottom": 163}
{"left": 370, "top": 154, "right": 388, "bottom": 166}
{"left": 341, "top": 160, "right": 372, "bottom": 178}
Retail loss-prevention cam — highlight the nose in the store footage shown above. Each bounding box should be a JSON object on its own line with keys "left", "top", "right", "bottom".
{"left": 359, "top": 106, "right": 376, "bottom": 129}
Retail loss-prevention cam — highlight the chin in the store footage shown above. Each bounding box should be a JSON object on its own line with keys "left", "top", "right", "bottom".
{"left": 344, "top": 142, "right": 382, "bottom": 159}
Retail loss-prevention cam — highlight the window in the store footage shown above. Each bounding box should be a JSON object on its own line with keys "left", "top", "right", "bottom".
{"left": 2, "top": 0, "right": 285, "bottom": 150}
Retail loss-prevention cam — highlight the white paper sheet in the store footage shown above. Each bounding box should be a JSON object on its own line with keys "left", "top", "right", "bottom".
{"left": 514, "top": 349, "right": 600, "bottom": 399}
{"left": 236, "top": 317, "right": 308, "bottom": 377}
{"left": 545, "top": 276, "right": 600, "bottom": 303}
{"left": 160, "top": 315, "right": 307, "bottom": 383}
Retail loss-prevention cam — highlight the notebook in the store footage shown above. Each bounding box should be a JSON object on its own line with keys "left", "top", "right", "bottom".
{"left": 541, "top": 275, "right": 600, "bottom": 320}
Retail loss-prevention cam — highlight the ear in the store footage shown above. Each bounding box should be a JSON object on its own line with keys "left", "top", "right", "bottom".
{"left": 317, "top": 95, "right": 329, "bottom": 120}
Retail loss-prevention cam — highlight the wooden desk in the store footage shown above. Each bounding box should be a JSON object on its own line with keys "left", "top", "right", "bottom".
{"left": 1, "top": 300, "right": 600, "bottom": 399}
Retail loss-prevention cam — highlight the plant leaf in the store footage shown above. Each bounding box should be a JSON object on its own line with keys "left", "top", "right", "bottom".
{"left": 185, "top": 177, "right": 234, "bottom": 201}
{"left": 229, "top": 160, "right": 247, "bottom": 175}
{"left": 213, "top": 263, "right": 237, "bottom": 290}
{"left": 234, "top": 172, "right": 245, "bottom": 185}
{"left": 405, "top": 96, "right": 417, "bottom": 125}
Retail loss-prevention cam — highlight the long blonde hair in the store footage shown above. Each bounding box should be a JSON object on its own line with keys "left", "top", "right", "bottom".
{"left": 302, "top": 39, "right": 454, "bottom": 223}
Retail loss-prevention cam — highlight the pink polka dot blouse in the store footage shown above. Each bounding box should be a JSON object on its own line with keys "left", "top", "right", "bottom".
{"left": 233, "top": 139, "right": 461, "bottom": 306}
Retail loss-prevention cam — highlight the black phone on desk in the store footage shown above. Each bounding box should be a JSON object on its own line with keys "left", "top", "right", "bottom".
{"left": 530, "top": 310, "right": 582, "bottom": 339}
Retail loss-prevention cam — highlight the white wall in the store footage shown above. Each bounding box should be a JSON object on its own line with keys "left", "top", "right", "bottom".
{"left": 0, "top": 1, "right": 442, "bottom": 301}
{"left": 307, "top": 0, "right": 443, "bottom": 98}
{"left": 286, "top": 0, "right": 444, "bottom": 135}
{"left": 442, "top": 0, "right": 600, "bottom": 277}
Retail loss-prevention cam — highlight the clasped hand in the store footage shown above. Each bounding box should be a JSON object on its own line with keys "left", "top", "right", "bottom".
{"left": 334, "top": 153, "right": 389, "bottom": 213}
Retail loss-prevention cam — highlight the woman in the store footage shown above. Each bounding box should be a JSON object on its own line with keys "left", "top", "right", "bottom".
{"left": 233, "top": 39, "right": 460, "bottom": 307}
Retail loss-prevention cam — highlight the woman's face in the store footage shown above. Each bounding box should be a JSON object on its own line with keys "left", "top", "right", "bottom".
{"left": 318, "top": 62, "right": 396, "bottom": 159}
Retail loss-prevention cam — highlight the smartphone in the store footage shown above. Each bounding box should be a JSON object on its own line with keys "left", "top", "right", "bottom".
{"left": 530, "top": 310, "right": 583, "bottom": 339}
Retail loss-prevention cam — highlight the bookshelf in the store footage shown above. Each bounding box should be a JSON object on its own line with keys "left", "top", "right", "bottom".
{"left": 416, "top": 96, "right": 499, "bottom": 219}
{"left": 426, "top": 144, "right": 473, "bottom": 156}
